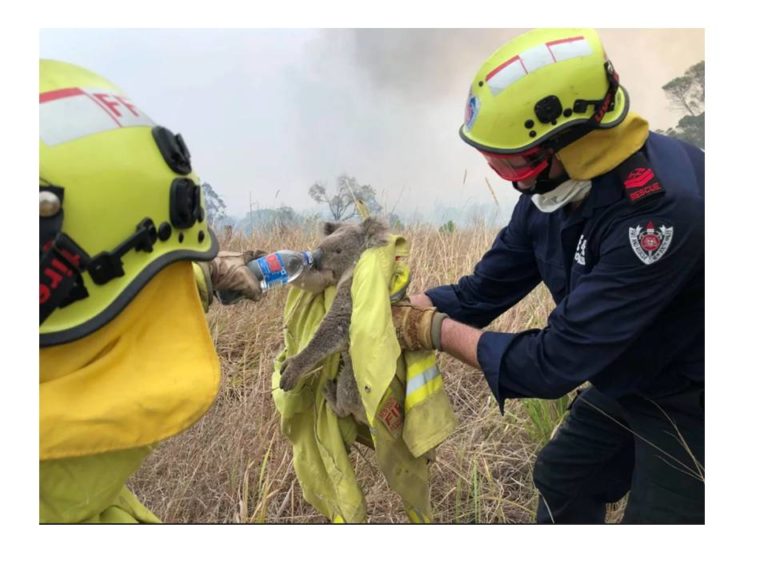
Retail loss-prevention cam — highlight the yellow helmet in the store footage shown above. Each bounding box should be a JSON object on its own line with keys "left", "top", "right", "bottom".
{"left": 460, "top": 28, "right": 629, "bottom": 155}
{"left": 40, "top": 60, "right": 218, "bottom": 346}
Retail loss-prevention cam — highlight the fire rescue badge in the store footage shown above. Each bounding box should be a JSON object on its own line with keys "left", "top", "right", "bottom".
{"left": 629, "top": 220, "right": 673, "bottom": 265}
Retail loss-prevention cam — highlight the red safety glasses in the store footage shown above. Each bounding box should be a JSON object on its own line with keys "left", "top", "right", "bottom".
{"left": 480, "top": 147, "right": 553, "bottom": 182}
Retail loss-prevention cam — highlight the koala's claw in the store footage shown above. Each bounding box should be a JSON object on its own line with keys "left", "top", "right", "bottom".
{"left": 279, "top": 359, "right": 299, "bottom": 390}
{"left": 279, "top": 372, "right": 296, "bottom": 391}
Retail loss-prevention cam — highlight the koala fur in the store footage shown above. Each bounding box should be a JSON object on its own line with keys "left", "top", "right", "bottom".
{"left": 279, "top": 217, "right": 390, "bottom": 423}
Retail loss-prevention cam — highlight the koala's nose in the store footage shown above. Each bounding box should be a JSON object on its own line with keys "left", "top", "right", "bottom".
{"left": 310, "top": 249, "right": 324, "bottom": 269}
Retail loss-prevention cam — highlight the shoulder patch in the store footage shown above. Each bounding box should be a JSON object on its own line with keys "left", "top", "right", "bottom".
{"left": 617, "top": 152, "right": 665, "bottom": 204}
{"left": 628, "top": 220, "right": 674, "bottom": 265}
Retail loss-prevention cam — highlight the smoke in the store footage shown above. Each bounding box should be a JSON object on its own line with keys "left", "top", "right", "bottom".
{"left": 315, "top": 28, "right": 704, "bottom": 129}
{"left": 40, "top": 29, "right": 703, "bottom": 218}
{"left": 286, "top": 28, "right": 703, "bottom": 218}
{"left": 345, "top": 29, "right": 523, "bottom": 99}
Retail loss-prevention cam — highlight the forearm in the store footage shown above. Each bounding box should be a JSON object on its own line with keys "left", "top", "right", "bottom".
{"left": 439, "top": 317, "right": 481, "bottom": 369}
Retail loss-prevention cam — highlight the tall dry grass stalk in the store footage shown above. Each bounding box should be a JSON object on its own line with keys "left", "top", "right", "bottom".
{"left": 129, "top": 221, "right": 574, "bottom": 523}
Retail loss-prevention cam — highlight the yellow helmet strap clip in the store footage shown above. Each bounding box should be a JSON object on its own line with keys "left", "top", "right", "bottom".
{"left": 546, "top": 61, "right": 621, "bottom": 153}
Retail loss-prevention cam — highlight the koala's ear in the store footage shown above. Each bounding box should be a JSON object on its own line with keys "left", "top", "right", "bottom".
{"left": 361, "top": 217, "right": 389, "bottom": 248}
{"left": 322, "top": 221, "right": 343, "bottom": 236}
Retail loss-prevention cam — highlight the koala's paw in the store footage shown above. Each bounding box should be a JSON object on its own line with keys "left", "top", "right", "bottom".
{"left": 279, "top": 358, "right": 304, "bottom": 391}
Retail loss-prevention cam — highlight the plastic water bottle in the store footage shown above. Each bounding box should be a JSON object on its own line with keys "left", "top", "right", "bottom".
{"left": 216, "top": 249, "right": 316, "bottom": 304}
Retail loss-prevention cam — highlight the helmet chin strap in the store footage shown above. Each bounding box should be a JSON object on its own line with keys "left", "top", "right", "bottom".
{"left": 513, "top": 161, "right": 570, "bottom": 195}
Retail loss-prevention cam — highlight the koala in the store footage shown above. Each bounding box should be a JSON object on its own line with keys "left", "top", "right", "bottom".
{"left": 279, "top": 217, "right": 390, "bottom": 423}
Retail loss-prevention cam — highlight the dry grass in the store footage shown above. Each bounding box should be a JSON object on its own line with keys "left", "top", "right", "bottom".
{"left": 128, "top": 222, "right": 582, "bottom": 523}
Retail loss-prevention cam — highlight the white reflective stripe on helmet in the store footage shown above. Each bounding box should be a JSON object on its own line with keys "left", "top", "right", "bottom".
{"left": 486, "top": 35, "right": 593, "bottom": 96}
{"left": 40, "top": 88, "right": 154, "bottom": 146}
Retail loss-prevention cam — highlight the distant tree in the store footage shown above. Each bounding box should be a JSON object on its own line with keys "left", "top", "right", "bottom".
{"left": 272, "top": 206, "right": 301, "bottom": 235}
{"left": 662, "top": 61, "right": 704, "bottom": 117}
{"left": 657, "top": 61, "right": 705, "bottom": 149}
{"left": 672, "top": 113, "right": 705, "bottom": 149}
{"left": 387, "top": 212, "right": 404, "bottom": 231}
{"left": 237, "top": 207, "right": 301, "bottom": 235}
{"left": 201, "top": 182, "right": 228, "bottom": 229}
{"left": 439, "top": 220, "right": 456, "bottom": 235}
{"left": 309, "top": 174, "right": 382, "bottom": 221}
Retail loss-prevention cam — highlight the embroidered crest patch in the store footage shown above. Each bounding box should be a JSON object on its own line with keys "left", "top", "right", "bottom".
{"left": 376, "top": 396, "right": 403, "bottom": 436}
{"left": 629, "top": 220, "right": 673, "bottom": 265}
{"left": 617, "top": 151, "right": 665, "bottom": 204}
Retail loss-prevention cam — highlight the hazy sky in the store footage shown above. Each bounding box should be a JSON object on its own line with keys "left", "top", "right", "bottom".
{"left": 39, "top": 29, "right": 704, "bottom": 219}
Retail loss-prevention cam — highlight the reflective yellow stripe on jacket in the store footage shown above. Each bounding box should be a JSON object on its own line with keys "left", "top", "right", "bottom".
{"left": 404, "top": 354, "right": 444, "bottom": 411}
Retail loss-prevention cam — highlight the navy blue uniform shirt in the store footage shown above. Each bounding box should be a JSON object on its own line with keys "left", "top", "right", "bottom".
{"left": 427, "top": 133, "right": 704, "bottom": 410}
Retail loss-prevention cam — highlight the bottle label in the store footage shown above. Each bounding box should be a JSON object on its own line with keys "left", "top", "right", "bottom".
{"left": 256, "top": 253, "right": 289, "bottom": 287}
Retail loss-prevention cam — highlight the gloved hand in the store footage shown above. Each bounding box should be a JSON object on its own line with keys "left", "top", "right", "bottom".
{"left": 391, "top": 300, "right": 448, "bottom": 351}
{"left": 209, "top": 250, "right": 267, "bottom": 302}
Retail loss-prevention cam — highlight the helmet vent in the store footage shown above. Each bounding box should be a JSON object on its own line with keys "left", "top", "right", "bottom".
{"left": 152, "top": 126, "right": 192, "bottom": 175}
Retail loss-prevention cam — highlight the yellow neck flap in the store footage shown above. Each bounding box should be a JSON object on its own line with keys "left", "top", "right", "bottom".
{"left": 556, "top": 111, "right": 650, "bottom": 181}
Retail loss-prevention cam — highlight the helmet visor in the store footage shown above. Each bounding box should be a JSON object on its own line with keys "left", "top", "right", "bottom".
{"left": 480, "top": 147, "right": 552, "bottom": 182}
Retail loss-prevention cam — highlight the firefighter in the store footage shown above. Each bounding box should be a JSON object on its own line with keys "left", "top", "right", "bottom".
{"left": 39, "top": 59, "right": 262, "bottom": 523}
{"left": 391, "top": 28, "right": 704, "bottom": 523}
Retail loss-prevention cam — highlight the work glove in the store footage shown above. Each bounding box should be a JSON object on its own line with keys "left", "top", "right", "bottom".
{"left": 209, "top": 250, "right": 267, "bottom": 302}
{"left": 390, "top": 300, "right": 448, "bottom": 351}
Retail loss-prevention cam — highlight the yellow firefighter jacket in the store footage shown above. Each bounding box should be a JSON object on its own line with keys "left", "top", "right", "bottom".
{"left": 271, "top": 235, "right": 456, "bottom": 523}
